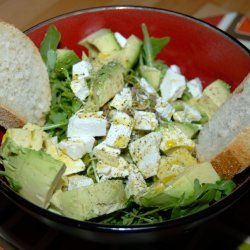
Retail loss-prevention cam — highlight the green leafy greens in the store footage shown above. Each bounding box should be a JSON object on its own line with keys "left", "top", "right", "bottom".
{"left": 40, "top": 25, "right": 61, "bottom": 74}
{"left": 40, "top": 26, "right": 82, "bottom": 140}
{"left": 92, "top": 179, "right": 236, "bottom": 225}
{"left": 141, "top": 23, "right": 170, "bottom": 66}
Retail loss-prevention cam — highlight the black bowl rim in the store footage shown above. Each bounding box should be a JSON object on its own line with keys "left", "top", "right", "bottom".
{"left": 1, "top": 5, "right": 250, "bottom": 233}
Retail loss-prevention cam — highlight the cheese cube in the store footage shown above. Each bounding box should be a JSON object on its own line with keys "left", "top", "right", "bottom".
{"left": 125, "top": 170, "right": 148, "bottom": 198}
{"left": 110, "top": 87, "right": 132, "bottom": 111}
{"left": 93, "top": 142, "right": 121, "bottom": 166}
{"left": 139, "top": 77, "right": 157, "bottom": 96}
{"left": 43, "top": 135, "right": 85, "bottom": 176}
{"left": 155, "top": 97, "right": 175, "bottom": 121}
{"left": 58, "top": 137, "right": 95, "bottom": 160}
{"left": 67, "top": 111, "right": 107, "bottom": 138}
{"left": 72, "top": 60, "right": 92, "bottom": 78}
{"left": 96, "top": 157, "right": 132, "bottom": 180}
{"left": 66, "top": 175, "right": 94, "bottom": 191}
{"left": 160, "top": 68, "right": 186, "bottom": 101}
{"left": 169, "top": 64, "right": 181, "bottom": 74}
{"left": 70, "top": 78, "right": 89, "bottom": 101}
{"left": 114, "top": 32, "right": 127, "bottom": 48}
{"left": 187, "top": 77, "right": 203, "bottom": 99}
{"left": 105, "top": 112, "right": 133, "bottom": 148}
{"left": 129, "top": 132, "right": 162, "bottom": 178}
{"left": 160, "top": 125, "right": 195, "bottom": 154}
{"left": 134, "top": 111, "right": 158, "bottom": 131}
{"left": 157, "top": 148, "right": 197, "bottom": 183}
{"left": 173, "top": 103, "right": 201, "bottom": 123}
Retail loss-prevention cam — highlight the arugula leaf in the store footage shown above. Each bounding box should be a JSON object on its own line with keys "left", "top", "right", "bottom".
{"left": 40, "top": 25, "right": 61, "bottom": 74}
{"left": 142, "top": 23, "right": 154, "bottom": 66}
{"left": 150, "top": 36, "right": 170, "bottom": 60}
{"left": 141, "top": 23, "right": 170, "bottom": 66}
{"left": 43, "top": 76, "right": 82, "bottom": 140}
{"left": 92, "top": 179, "right": 236, "bottom": 225}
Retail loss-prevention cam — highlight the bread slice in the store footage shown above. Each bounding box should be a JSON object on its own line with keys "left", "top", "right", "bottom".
{"left": 0, "top": 21, "right": 51, "bottom": 128}
{"left": 197, "top": 73, "right": 250, "bottom": 179}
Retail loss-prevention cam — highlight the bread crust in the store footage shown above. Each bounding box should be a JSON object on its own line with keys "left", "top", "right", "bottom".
{"left": 211, "top": 126, "right": 250, "bottom": 179}
{"left": 0, "top": 104, "right": 26, "bottom": 128}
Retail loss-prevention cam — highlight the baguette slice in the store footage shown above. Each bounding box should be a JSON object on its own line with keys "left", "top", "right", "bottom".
{"left": 0, "top": 21, "right": 51, "bottom": 128}
{"left": 197, "top": 73, "right": 250, "bottom": 179}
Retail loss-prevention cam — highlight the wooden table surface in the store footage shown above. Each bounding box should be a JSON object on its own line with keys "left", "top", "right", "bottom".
{"left": 0, "top": 0, "right": 250, "bottom": 31}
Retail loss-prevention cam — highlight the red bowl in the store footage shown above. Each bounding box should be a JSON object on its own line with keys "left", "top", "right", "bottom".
{"left": 0, "top": 6, "right": 250, "bottom": 243}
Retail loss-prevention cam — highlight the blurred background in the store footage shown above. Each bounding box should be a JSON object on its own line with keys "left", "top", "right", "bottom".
{"left": 0, "top": 0, "right": 249, "bottom": 31}
{"left": 0, "top": 1, "right": 249, "bottom": 249}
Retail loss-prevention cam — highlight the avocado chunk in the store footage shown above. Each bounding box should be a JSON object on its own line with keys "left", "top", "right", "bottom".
{"left": 79, "top": 28, "right": 121, "bottom": 54}
{"left": 140, "top": 65, "right": 161, "bottom": 90}
{"left": 91, "top": 34, "right": 142, "bottom": 71}
{"left": 172, "top": 122, "right": 200, "bottom": 139}
{"left": 188, "top": 96, "right": 218, "bottom": 119}
{"left": 119, "top": 35, "right": 142, "bottom": 69}
{"left": 89, "top": 61, "right": 125, "bottom": 108}
{"left": 3, "top": 123, "right": 44, "bottom": 151}
{"left": 203, "top": 79, "right": 230, "bottom": 107}
{"left": 0, "top": 138, "right": 65, "bottom": 208}
{"left": 54, "top": 49, "right": 81, "bottom": 75}
{"left": 50, "top": 180, "right": 127, "bottom": 221}
{"left": 139, "top": 162, "right": 220, "bottom": 207}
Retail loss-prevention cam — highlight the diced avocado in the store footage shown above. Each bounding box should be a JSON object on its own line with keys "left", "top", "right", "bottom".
{"left": 139, "top": 176, "right": 193, "bottom": 207}
{"left": 182, "top": 162, "right": 220, "bottom": 185}
{"left": 54, "top": 49, "right": 81, "bottom": 75}
{"left": 91, "top": 34, "right": 142, "bottom": 71}
{"left": 89, "top": 61, "right": 125, "bottom": 108}
{"left": 119, "top": 35, "right": 142, "bottom": 69}
{"left": 172, "top": 122, "right": 200, "bottom": 139}
{"left": 188, "top": 96, "right": 218, "bottom": 119}
{"left": 79, "top": 28, "right": 121, "bottom": 54}
{"left": 50, "top": 180, "right": 127, "bottom": 221}
{"left": 3, "top": 123, "right": 44, "bottom": 151}
{"left": 0, "top": 138, "right": 65, "bottom": 208}
{"left": 171, "top": 101, "right": 185, "bottom": 111}
{"left": 160, "top": 124, "right": 195, "bottom": 154}
{"left": 139, "top": 162, "right": 220, "bottom": 207}
{"left": 157, "top": 148, "right": 197, "bottom": 183}
{"left": 203, "top": 79, "right": 230, "bottom": 107}
{"left": 139, "top": 65, "right": 161, "bottom": 90}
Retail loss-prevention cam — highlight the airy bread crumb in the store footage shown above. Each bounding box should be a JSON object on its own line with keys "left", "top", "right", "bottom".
{"left": 0, "top": 21, "right": 51, "bottom": 128}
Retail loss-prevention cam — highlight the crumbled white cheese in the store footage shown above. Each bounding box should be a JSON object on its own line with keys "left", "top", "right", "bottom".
{"left": 58, "top": 137, "right": 95, "bottom": 160}
{"left": 125, "top": 170, "right": 148, "bottom": 198}
{"left": 67, "top": 175, "right": 94, "bottom": 191}
{"left": 160, "top": 68, "right": 186, "bottom": 101}
{"left": 155, "top": 97, "right": 175, "bottom": 120}
{"left": 110, "top": 87, "right": 132, "bottom": 111}
{"left": 139, "top": 77, "right": 157, "bottom": 96}
{"left": 72, "top": 60, "right": 92, "bottom": 78}
{"left": 105, "top": 112, "right": 133, "bottom": 148}
{"left": 187, "top": 77, "right": 203, "bottom": 98}
{"left": 93, "top": 141, "right": 121, "bottom": 166}
{"left": 173, "top": 103, "right": 201, "bottom": 123}
{"left": 160, "top": 126, "right": 195, "bottom": 153}
{"left": 70, "top": 78, "right": 89, "bottom": 101}
{"left": 67, "top": 111, "right": 107, "bottom": 138}
{"left": 134, "top": 111, "right": 158, "bottom": 131}
{"left": 129, "top": 132, "right": 162, "bottom": 178}
{"left": 96, "top": 157, "right": 132, "bottom": 180}
{"left": 170, "top": 64, "right": 181, "bottom": 74}
{"left": 114, "top": 32, "right": 127, "bottom": 48}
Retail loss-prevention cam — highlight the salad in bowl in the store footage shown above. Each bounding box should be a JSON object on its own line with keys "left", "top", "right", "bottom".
{"left": 0, "top": 22, "right": 239, "bottom": 226}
